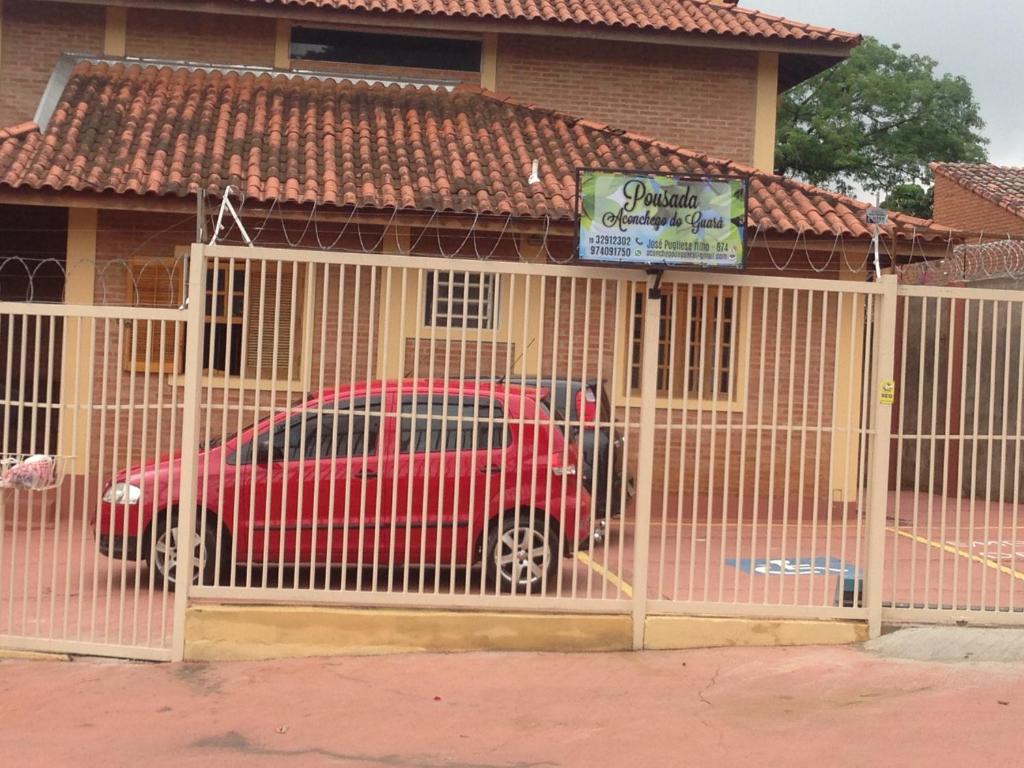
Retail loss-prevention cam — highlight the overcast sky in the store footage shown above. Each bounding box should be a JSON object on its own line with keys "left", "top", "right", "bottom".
{"left": 754, "top": 0, "right": 1024, "bottom": 167}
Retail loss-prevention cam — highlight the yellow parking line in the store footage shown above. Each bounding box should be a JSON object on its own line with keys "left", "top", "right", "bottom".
{"left": 888, "top": 527, "right": 1024, "bottom": 583}
{"left": 576, "top": 552, "right": 634, "bottom": 597}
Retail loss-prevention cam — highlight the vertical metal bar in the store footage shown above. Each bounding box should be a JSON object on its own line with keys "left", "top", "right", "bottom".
{"left": 656, "top": 282, "right": 680, "bottom": 600}
{"left": 761, "top": 288, "right": 784, "bottom": 605}
{"left": 631, "top": 276, "right": 660, "bottom": 650}
{"left": 866, "top": 275, "right": 898, "bottom": 638}
{"left": 965, "top": 300, "right": 986, "bottom": 608}
{"left": 994, "top": 300, "right": 1013, "bottom": 609}
{"left": 808, "top": 291, "right": 828, "bottom": 606}
{"left": 60, "top": 316, "right": 85, "bottom": 639}
{"left": 792, "top": 289, "right": 813, "bottom": 606}
{"left": 778, "top": 287, "right": 799, "bottom": 606}
{"left": 890, "top": 294, "right": 912, "bottom": 607}
{"left": 171, "top": 245, "right": 207, "bottom": 661}
{"left": 746, "top": 287, "right": 770, "bottom": 604}
{"left": 1009, "top": 302, "right": 1024, "bottom": 613}
{"left": 930, "top": 298, "right": 947, "bottom": 604}
{"left": 733, "top": 287, "right": 756, "bottom": 601}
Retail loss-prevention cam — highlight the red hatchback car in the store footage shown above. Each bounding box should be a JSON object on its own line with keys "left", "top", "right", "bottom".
{"left": 97, "top": 381, "right": 593, "bottom": 591}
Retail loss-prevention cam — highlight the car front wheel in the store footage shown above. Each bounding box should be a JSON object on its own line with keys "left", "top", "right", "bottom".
{"left": 487, "top": 513, "right": 558, "bottom": 594}
{"left": 147, "top": 511, "right": 220, "bottom": 590}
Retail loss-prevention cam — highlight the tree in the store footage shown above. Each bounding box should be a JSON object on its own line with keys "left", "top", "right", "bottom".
{"left": 882, "top": 183, "right": 934, "bottom": 220}
{"left": 775, "top": 37, "right": 988, "bottom": 216}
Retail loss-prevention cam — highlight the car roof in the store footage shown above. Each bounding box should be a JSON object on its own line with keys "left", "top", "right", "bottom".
{"left": 311, "top": 379, "right": 548, "bottom": 403}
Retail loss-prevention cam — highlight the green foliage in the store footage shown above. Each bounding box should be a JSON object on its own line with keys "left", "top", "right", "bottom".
{"left": 776, "top": 37, "right": 988, "bottom": 198}
{"left": 882, "top": 183, "right": 935, "bottom": 219}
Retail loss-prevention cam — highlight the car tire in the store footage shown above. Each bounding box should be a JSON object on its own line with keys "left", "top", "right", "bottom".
{"left": 146, "top": 511, "right": 222, "bottom": 591}
{"left": 487, "top": 512, "right": 558, "bottom": 594}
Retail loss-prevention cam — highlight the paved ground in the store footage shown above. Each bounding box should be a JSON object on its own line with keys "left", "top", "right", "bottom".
{"left": 2, "top": 637, "right": 1023, "bottom": 767}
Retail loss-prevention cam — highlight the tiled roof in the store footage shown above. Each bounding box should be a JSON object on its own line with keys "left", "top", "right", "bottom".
{"left": 932, "top": 163, "right": 1024, "bottom": 219}
{"left": 247, "top": 0, "right": 860, "bottom": 45}
{"left": 0, "top": 58, "right": 945, "bottom": 241}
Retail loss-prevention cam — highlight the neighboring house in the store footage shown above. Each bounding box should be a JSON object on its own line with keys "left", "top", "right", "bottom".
{"left": 932, "top": 162, "right": 1024, "bottom": 238}
{"left": 0, "top": 0, "right": 953, "bottom": 503}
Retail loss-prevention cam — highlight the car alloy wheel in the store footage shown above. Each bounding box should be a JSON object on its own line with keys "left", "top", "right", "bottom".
{"left": 154, "top": 526, "right": 206, "bottom": 586}
{"left": 490, "top": 516, "right": 555, "bottom": 592}
{"left": 148, "top": 513, "right": 220, "bottom": 590}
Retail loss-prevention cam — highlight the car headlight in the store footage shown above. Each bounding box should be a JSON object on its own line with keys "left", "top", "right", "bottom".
{"left": 102, "top": 483, "right": 142, "bottom": 505}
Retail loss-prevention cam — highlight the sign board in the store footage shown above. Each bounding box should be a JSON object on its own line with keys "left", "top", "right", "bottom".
{"left": 866, "top": 206, "right": 889, "bottom": 226}
{"left": 577, "top": 170, "right": 748, "bottom": 268}
{"left": 880, "top": 380, "right": 895, "bottom": 405}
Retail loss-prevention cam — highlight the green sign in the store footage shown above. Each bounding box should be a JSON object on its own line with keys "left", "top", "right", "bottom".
{"left": 577, "top": 170, "right": 748, "bottom": 268}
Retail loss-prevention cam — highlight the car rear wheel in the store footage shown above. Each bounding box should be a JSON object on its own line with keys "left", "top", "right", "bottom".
{"left": 147, "top": 512, "right": 221, "bottom": 591}
{"left": 487, "top": 513, "right": 558, "bottom": 593}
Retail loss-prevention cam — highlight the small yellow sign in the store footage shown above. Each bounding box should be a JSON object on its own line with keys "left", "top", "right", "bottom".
{"left": 880, "top": 380, "right": 896, "bottom": 406}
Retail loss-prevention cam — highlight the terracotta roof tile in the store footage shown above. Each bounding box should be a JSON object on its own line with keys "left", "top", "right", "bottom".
{"left": 249, "top": 0, "right": 859, "bottom": 45}
{"left": 0, "top": 58, "right": 944, "bottom": 241}
{"left": 932, "top": 162, "right": 1024, "bottom": 220}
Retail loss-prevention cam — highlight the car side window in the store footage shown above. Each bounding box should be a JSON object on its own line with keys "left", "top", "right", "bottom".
{"left": 398, "top": 396, "right": 507, "bottom": 454}
{"left": 313, "top": 405, "right": 381, "bottom": 460}
{"left": 237, "top": 400, "right": 381, "bottom": 463}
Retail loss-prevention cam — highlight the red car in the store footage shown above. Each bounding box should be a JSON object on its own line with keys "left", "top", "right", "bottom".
{"left": 97, "top": 380, "right": 592, "bottom": 592}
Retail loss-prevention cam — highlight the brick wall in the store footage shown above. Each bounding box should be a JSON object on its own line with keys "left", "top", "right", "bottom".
{"left": 0, "top": 0, "right": 104, "bottom": 127}
{"left": 126, "top": 9, "right": 276, "bottom": 67}
{"left": 496, "top": 36, "right": 759, "bottom": 164}
{"left": 933, "top": 175, "right": 1024, "bottom": 237}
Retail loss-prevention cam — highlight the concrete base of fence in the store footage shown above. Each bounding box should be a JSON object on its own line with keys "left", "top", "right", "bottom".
{"left": 0, "top": 648, "right": 71, "bottom": 662}
{"left": 644, "top": 615, "right": 869, "bottom": 650}
{"left": 184, "top": 605, "right": 633, "bottom": 660}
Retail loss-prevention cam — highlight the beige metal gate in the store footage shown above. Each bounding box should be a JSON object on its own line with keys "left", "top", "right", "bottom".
{"left": 0, "top": 295, "right": 200, "bottom": 661}
{"left": 4, "top": 240, "right": 1024, "bottom": 662}
{"left": 885, "top": 284, "right": 1024, "bottom": 625}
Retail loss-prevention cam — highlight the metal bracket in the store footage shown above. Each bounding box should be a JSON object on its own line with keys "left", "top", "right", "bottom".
{"left": 646, "top": 268, "right": 665, "bottom": 300}
{"left": 209, "top": 185, "right": 253, "bottom": 247}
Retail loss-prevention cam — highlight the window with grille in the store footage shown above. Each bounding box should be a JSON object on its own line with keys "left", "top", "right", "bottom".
{"left": 629, "top": 284, "right": 737, "bottom": 399}
{"left": 424, "top": 271, "right": 498, "bottom": 330}
{"left": 124, "top": 254, "right": 305, "bottom": 381}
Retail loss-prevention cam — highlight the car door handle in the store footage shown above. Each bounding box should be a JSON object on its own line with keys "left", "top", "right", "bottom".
{"left": 479, "top": 465, "right": 503, "bottom": 474}
{"left": 358, "top": 469, "right": 378, "bottom": 479}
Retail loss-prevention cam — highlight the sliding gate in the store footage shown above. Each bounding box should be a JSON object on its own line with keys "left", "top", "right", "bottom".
{"left": 4, "top": 242, "right": 1022, "bottom": 661}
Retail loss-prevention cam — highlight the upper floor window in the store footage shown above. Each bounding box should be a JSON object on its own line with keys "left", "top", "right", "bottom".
{"left": 290, "top": 27, "right": 482, "bottom": 73}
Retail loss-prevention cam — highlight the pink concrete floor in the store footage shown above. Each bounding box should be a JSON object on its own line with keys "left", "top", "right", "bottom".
{"left": 1, "top": 645, "right": 1022, "bottom": 767}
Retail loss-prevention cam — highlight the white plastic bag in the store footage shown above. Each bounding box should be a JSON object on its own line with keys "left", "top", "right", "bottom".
{"left": 0, "top": 455, "right": 57, "bottom": 490}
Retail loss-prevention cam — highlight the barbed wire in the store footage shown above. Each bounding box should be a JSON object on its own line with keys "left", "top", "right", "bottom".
{"left": 2, "top": 193, "right": 1023, "bottom": 302}
{"left": 898, "top": 239, "right": 1024, "bottom": 286}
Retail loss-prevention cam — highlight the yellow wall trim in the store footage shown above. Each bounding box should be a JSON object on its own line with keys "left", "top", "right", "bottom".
{"left": 59, "top": 208, "right": 98, "bottom": 475}
{"left": 645, "top": 615, "right": 868, "bottom": 650}
{"left": 185, "top": 605, "right": 632, "bottom": 660}
{"left": 829, "top": 265, "right": 867, "bottom": 502}
{"left": 481, "top": 32, "right": 498, "bottom": 90}
{"left": 752, "top": 50, "right": 779, "bottom": 172}
{"left": 274, "top": 18, "right": 291, "bottom": 70}
{"left": 104, "top": 6, "right": 127, "bottom": 58}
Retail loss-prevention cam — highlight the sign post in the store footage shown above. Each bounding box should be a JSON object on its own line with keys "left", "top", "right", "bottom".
{"left": 576, "top": 170, "right": 748, "bottom": 268}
